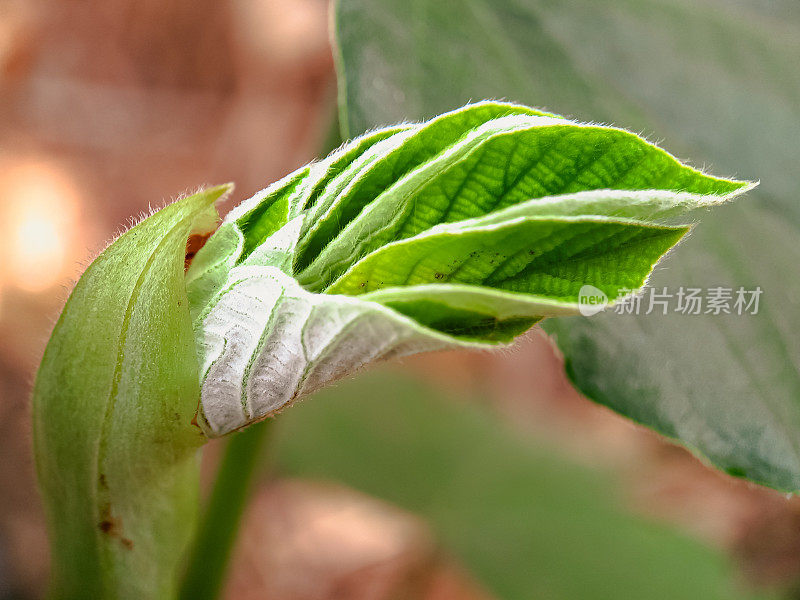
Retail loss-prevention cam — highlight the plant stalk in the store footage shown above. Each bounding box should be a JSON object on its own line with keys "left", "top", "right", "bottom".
{"left": 179, "top": 419, "right": 273, "bottom": 600}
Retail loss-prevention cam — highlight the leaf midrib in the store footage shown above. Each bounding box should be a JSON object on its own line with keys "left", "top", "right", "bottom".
{"left": 94, "top": 215, "right": 191, "bottom": 572}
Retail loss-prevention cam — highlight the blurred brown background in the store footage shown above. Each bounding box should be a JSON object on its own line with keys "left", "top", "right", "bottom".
{"left": 1, "top": 1, "right": 799, "bottom": 599}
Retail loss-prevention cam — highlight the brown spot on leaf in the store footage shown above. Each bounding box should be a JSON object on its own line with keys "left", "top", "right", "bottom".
{"left": 98, "top": 509, "right": 131, "bottom": 548}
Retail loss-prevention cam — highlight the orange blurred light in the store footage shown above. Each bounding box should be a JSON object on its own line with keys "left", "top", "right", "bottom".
{"left": 1, "top": 161, "right": 82, "bottom": 293}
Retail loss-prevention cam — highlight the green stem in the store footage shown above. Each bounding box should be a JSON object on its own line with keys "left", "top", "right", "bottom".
{"left": 179, "top": 419, "right": 273, "bottom": 600}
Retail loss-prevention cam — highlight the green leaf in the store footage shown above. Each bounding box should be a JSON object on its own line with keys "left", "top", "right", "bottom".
{"left": 187, "top": 103, "right": 746, "bottom": 438}
{"left": 32, "top": 186, "right": 227, "bottom": 599}
{"left": 294, "top": 102, "right": 550, "bottom": 273}
{"left": 275, "top": 370, "right": 780, "bottom": 600}
{"left": 333, "top": 0, "right": 800, "bottom": 491}
{"left": 326, "top": 216, "right": 687, "bottom": 301}
{"left": 295, "top": 112, "right": 742, "bottom": 291}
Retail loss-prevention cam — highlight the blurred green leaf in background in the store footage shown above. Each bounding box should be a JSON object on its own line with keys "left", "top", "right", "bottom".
{"left": 276, "top": 370, "right": 779, "bottom": 600}
{"left": 333, "top": 0, "right": 800, "bottom": 492}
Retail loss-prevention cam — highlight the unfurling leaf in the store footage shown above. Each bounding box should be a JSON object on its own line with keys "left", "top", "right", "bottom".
{"left": 186, "top": 101, "right": 749, "bottom": 437}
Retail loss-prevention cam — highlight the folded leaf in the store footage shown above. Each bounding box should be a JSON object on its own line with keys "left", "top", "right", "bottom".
{"left": 327, "top": 216, "right": 687, "bottom": 300}
{"left": 296, "top": 113, "right": 743, "bottom": 291}
{"left": 33, "top": 186, "right": 227, "bottom": 598}
{"left": 295, "top": 101, "right": 551, "bottom": 271}
{"left": 186, "top": 102, "right": 749, "bottom": 437}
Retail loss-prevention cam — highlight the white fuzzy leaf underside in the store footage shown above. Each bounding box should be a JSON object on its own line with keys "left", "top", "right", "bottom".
{"left": 196, "top": 265, "right": 485, "bottom": 436}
